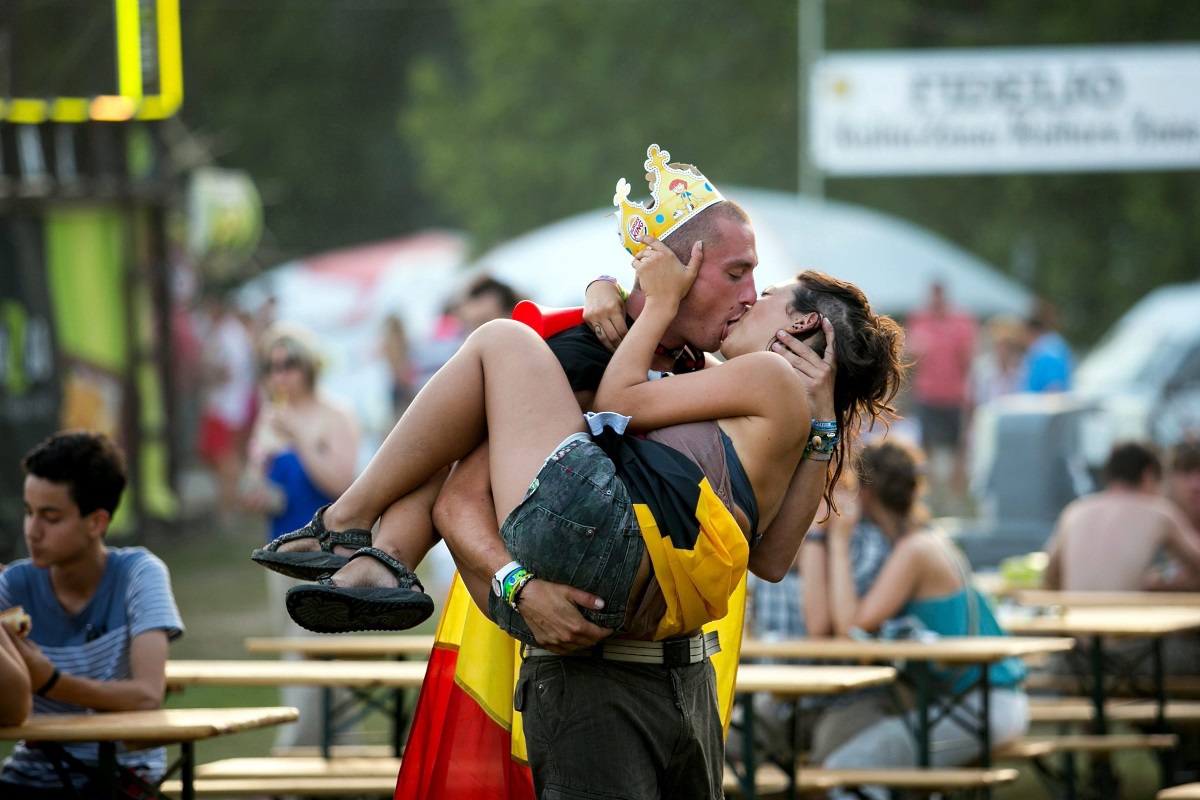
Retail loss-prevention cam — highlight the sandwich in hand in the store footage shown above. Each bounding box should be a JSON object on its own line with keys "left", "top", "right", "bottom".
{"left": 0, "top": 606, "right": 32, "bottom": 637}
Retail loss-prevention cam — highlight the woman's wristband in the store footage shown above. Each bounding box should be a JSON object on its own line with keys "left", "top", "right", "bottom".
{"left": 587, "top": 275, "right": 628, "bottom": 301}
{"left": 803, "top": 419, "right": 839, "bottom": 461}
{"left": 36, "top": 667, "right": 61, "bottom": 697}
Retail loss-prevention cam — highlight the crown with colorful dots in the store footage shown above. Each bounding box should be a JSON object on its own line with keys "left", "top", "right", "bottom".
{"left": 613, "top": 144, "right": 725, "bottom": 256}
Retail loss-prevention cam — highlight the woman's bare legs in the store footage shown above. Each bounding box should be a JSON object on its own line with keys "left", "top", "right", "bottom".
{"left": 325, "top": 469, "right": 447, "bottom": 588}
{"left": 306, "top": 319, "right": 584, "bottom": 543}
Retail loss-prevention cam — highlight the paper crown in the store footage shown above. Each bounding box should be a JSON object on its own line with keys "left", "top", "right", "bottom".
{"left": 613, "top": 144, "right": 725, "bottom": 256}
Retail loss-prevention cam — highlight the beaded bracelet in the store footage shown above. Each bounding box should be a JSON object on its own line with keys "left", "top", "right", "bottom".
{"left": 587, "top": 275, "right": 628, "bottom": 302}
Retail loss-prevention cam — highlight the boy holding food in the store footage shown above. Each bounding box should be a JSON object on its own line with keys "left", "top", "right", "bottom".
{"left": 0, "top": 431, "right": 184, "bottom": 797}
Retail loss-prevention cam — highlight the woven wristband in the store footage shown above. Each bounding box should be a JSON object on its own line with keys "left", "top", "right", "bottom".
{"left": 588, "top": 275, "right": 628, "bottom": 302}
{"left": 503, "top": 567, "right": 535, "bottom": 610}
{"left": 509, "top": 573, "right": 536, "bottom": 610}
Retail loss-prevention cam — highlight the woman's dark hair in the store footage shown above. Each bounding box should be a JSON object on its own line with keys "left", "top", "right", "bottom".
{"left": 788, "top": 270, "right": 908, "bottom": 511}
{"left": 22, "top": 430, "right": 127, "bottom": 518}
{"left": 856, "top": 441, "right": 924, "bottom": 521}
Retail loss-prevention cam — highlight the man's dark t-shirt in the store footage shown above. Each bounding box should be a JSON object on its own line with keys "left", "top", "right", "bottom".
{"left": 545, "top": 322, "right": 702, "bottom": 392}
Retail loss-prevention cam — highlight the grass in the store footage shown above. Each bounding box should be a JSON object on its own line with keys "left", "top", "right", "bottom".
{"left": 1, "top": 511, "right": 1171, "bottom": 798}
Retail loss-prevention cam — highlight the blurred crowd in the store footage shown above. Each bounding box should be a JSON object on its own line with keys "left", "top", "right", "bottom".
{"left": 901, "top": 279, "right": 1075, "bottom": 515}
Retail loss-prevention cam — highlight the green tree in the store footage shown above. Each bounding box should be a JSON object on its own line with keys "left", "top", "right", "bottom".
{"left": 400, "top": 0, "right": 802, "bottom": 249}
{"left": 179, "top": 1, "right": 459, "bottom": 263}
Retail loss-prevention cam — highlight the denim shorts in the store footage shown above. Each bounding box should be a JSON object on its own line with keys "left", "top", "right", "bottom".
{"left": 489, "top": 434, "right": 644, "bottom": 645}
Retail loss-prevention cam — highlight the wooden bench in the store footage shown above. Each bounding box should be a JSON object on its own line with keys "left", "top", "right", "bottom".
{"left": 727, "top": 766, "right": 1019, "bottom": 797}
{"left": 995, "top": 732, "right": 1177, "bottom": 759}
{"left": 269, "top": 744, "right": 396, "bottom": 759}
{"left": 794, "top": 767, "right": 1020, "bottom": 792}
{"left": 161, "top": 756, "right": 402, "bottom": 797}
{"left": 161, "top": 775, "right": 397, "bottom": 797}
{"left": 1025, "top": 671, "right": 1200, "bottom": 697}
{"left": 996, "top": 733, "right": 1178, "bottom": 797}
{"left": 721, "top": 762, "right": 791, "bottom": 796}
{"left": 1161, "top": 782, "right": 1200, "bottom": 799}
{"left": 1029, "top": 697, "right": 1200, "bottom": 726}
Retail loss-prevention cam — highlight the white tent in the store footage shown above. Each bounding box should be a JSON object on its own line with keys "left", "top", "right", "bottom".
{"left": 469, "top": 187, "right": 1032, "bottom": 319}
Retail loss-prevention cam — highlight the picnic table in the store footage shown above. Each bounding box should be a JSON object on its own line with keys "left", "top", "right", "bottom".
{"left": 165, "top": 659, "right": 427, "bottom": 758}
{"left": 740, "top": 636, "right": 1074, "bottom": 769}
{"left": 0, "top": 706, "right": 298, "bottom": 800}
{"left": 1001, "top": 605, "right": 1200, "bottom": 793}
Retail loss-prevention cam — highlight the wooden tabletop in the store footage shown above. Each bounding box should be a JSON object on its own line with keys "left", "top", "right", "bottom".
{"left": 1015, "top": 590, "right": 1200, "bottom": 608}
{"left": 735, "top": 664, "right": 895, "bottom": 695}
{"left": 740, "top": 635, "right": 1074, "bottom": 663}
{"left": 0, "top": 707, "right": 298, "bottom": 744}
{"left": 244, "top": 634, "right": 435, "bottom": 659}
{"left": 999, "top": 606, "right": 1200, "bottom": 637}
{"left": 166, "top": 659, "right": 428, "bottom": 689}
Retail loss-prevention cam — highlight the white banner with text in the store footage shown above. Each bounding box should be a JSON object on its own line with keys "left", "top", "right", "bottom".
{"left": 811, "top": 45, "right": 1200, "bottom": 175}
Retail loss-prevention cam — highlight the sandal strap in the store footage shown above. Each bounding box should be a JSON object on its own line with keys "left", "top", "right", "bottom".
{"left": 264, "top": 504, "right": 371, "bottom": 553}
{"left": 327, "top": 528, "right": 373, "bottom": 549}
{"left": 348, "top": 547, "right": 425, "bottom": 593}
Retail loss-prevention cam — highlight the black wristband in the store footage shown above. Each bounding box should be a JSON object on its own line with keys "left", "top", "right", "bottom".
{"left": 36, "top": 667, "right": 61, "bottom": 697}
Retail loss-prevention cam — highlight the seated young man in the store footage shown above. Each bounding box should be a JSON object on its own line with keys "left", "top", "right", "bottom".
{"left": 0, "top": 431, "right": 185, "bottom": 798}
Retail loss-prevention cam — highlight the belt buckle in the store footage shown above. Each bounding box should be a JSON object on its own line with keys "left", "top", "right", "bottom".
{"left": 662, "top": 639, "right": 692, "bottom": 668}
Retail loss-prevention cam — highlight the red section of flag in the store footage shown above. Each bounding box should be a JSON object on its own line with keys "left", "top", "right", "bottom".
{"left": 394, "top": 645, "right": 535, "bottom": 800}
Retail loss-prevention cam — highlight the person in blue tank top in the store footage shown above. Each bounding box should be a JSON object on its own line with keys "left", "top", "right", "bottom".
{"left": 239, "top": 323, "right": 361, "bottom": 750}
{"left": 818, "top": 441, "right": 1028, "bottom": 799}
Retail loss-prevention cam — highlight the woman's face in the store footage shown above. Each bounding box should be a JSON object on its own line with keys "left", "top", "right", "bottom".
{"left": 718, "top": 278, "right": 814, "bottom": 359}
{"left": 265, "top": 345, "right": 308, "bottom": 400}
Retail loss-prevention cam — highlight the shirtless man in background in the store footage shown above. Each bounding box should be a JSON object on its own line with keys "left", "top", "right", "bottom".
{"left": 1042, "top": 440, "right": 1200, "bottom": 677}
{"left": 1043, "top": 441, "right": 1200, "bottom": 592}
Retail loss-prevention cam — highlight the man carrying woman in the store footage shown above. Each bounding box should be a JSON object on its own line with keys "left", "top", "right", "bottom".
{"left": 253, "top": 145, "right": 907, "bottom": 799}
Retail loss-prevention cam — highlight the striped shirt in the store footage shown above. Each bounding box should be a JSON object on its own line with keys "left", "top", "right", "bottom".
{"left": 0, "top": 546, "right": 184, "bottom": 790}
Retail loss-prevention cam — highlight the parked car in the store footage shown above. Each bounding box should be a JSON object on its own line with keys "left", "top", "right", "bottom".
{"left": 1073, "top": 280, "right": 1200, "bottom": 447}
